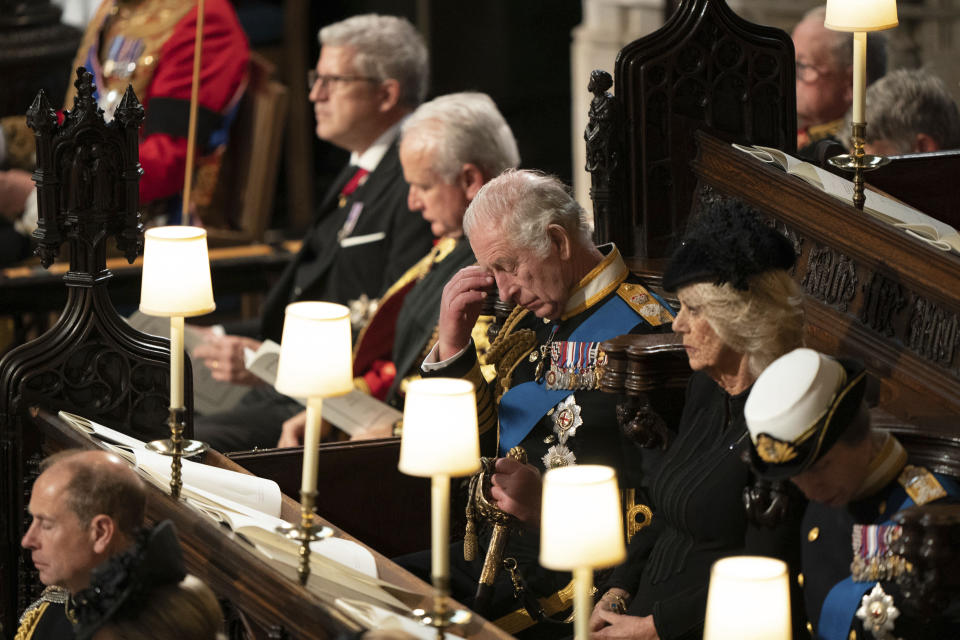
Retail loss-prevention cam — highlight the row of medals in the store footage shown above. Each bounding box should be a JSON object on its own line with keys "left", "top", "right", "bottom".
{"left": 530, "top": 341, "right": 606, "bottom": 391}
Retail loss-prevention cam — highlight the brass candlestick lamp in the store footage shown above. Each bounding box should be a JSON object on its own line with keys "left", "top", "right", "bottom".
{"left": 139, "top": 226, "right": 215, "bottom": 498}
{"left": 824, "top": 0, "right": 899, "bottom": 210}
{"left": 399, "top": 378, "right": 481, "bottom": 636}
{"left": 273, "top": 301, "right": 354, "bottom": 585}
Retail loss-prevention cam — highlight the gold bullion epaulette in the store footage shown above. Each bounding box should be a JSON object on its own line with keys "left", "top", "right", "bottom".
{"left": 898, "top": 464, "right": 947, "bottom": 505}
{"left": 617, "top": 282, "right": 672, "bottom": 327}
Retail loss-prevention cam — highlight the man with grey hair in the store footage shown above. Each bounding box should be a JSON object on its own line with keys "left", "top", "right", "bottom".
{"left": 277, "top": 91, "right": 519, "bottom": 444}
{"left": 404, "top": 170, "right": 675, "bottom": 634}
{"left": 193, "top": 14, "right": 435, "bottom": 452}
{"left": 18, "top": 450, "right": 146, "bottom": 639}
{"left": 794, "top": 5, "right": 887, "bottom": 155}
{"left": 845, "top": 68, "right": 960, "bottom": 155}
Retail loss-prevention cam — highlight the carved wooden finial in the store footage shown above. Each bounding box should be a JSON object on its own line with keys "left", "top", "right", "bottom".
{"left": 588, "top": 69, "right": 613, "bottom": 97}
{"left": 27, "top": 67, "right": 143, "bottom": 269}
{"left": 25, "top": 89, "right": 56, "bottom": 133}
{"left": 114, "top": 84, "right": 145, "bottom": 129}
{"left": 73, "top": 67, "right": 97, "bottom": 109}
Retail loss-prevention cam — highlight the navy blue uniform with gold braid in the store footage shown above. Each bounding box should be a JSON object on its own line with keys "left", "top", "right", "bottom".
{"left": 404, "top": 244, "right": 674, "bottom": 637}
{"left": 15, "top": 587, "right": 74, "bottom": 639}
{"left": 801, "top": 435, "right": 960, "bottom": 640}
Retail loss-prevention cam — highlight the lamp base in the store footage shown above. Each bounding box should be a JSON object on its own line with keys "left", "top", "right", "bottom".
{"left": 826, "top": 121, "right": 890, "bottom": 210}
{"left": 274, "top": 521, "right": 335, "bottom": 542}
{"left": 146, "top": 438, "right": 209, "bottom": 457}
{"left": 827, "top": 153, "right": 890, "bottom": 171}
{"left": 274, "top": 489, "right": 334, "bottom": 585}
{"left": 411, "top": 605, "right": 472, "bottom": 629}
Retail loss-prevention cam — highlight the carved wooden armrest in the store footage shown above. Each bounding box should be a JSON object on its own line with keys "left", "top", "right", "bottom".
{"left": 600, "top": 333, "right": 690, "bottom": 448}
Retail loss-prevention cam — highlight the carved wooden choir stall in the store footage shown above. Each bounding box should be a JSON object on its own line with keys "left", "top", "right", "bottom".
{"left": 586, "top": 0, "right": 960, "bottom": 617}
{"left": 4, "top": 0, "right": 960, "bottom": 636}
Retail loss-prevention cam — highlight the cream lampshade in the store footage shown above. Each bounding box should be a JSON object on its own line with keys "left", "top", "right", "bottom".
{"left": 824, "top": 0, "right": 898, "bottom": 31}
{"left": 139, "top": 226, "right": 216, "bottom": 317}
{"left": 703, "top": 556, "right": 791, "bottom": 640}
{"left": 540, "top": 465, "right": 626, "bottom": 570}
{"left": 541, "top": 465, "right": 626, "bottom": 640}
{"left": 275, "top": 301, "right": 353, "bottom": 498}
{"left": 399, "top": 378, "right": 480, "bottom": 629}
{"left": 398, "top": 378, "right": 481, "bottom": 477}
{"left": 274, "top": 301, "right": 353, "bottom": 399}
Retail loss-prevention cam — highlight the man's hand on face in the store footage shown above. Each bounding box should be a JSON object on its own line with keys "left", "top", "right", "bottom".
{"left": 191, "top": 334, "right": 264, "bottom": 386}
{"left": 489, "top": 457, "right": 542, "bottom": 527}
{"left": 436, "top": 265, "right": 494, "bottom": 360}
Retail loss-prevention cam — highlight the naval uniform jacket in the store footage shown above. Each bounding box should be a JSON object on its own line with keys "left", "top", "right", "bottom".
{"left": 245, "top": 140, "right": 433, "bottom": 344}
{"left": 16, "top": 587, "right": 74, "bottom": 640}
{"left": 801, "top": 435, "right": 960, "bottom": 640}
{"left": 421, "top": 245, "right": 675, "bottom": 634}
{"left": 606, "top": 372, "right": 803, "bottom": 640}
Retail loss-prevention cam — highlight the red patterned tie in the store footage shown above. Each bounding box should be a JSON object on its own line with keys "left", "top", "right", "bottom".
{"left": 338, "top": 167, "right": 369, "bottom": 208}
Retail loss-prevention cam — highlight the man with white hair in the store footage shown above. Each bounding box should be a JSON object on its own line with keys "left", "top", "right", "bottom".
{"left": 193, "top": 14, "right": 435, "bottom": 452}
{"left": 848, "top": 69, "right": 960, "bottom": 155}
{"left": 793, "top": 5, "right": 887, "bottom": 155}
{"left": 277, "top": 91, "right": 519, "bottom": 444}
{"left": 744, "top": 348, "right": 959, "bottom": 640}
{"left": 403, "top": 170, "right": 675, "bottom": 634}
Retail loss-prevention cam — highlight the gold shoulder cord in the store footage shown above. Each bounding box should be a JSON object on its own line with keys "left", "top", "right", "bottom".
{"left": 15, "top": 602, "right": 50, "bottom": 640}
{"left": 485, "top": 306, "right": 536, "bottom": 402}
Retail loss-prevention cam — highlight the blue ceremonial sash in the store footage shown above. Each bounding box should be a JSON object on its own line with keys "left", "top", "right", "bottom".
{"left": 497, "top": 294, "right": 645, "bottom": 455}
{"left": 817, "top": 473, "right": 960, "bottom": 640}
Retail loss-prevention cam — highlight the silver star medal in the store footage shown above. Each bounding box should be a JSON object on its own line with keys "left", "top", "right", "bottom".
{"left": 542, "top": 394, "right": 583, "bottom": 469}
{"left": 855, "top": 583, "right": 901, "bottom": 640}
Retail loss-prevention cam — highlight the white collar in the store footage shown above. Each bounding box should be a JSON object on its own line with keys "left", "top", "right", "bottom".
{"left": 561, "top": 244, "right": 629, "bottom": 320}
{"left": 349, "top": 119, "right": 404, "bottom": 172}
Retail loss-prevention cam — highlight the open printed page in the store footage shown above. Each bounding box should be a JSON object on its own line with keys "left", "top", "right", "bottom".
{"left": 133, "top": 447, "right": 282, "bottom": 517}
{"left": 182, "top": 486, "right": 418, "bottom": 611}
{"left": 732, "top": 144, "right": 960, "bottom": 253}
{"left": 125, "top": 311, "right": 249, "bottom": 414}
{"left": 244, "top": 340, "right": 402, "bottom": 437}
{"left": 732, "top": 144, "right": 824, "bottom": 189}
{"left": 59, "top": 411, "right": 147, "bottom": 450}
{"left": 334, "top": 599, "right": 464, "bottom": 640}
{"left": 57, "top": 411, "right": 282, "bottom": 517}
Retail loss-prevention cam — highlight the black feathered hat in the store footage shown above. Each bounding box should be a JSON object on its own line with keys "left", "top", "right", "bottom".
{"left": 72, "top": 520, "right": 185, "bottom": 640}
{"left": 662, "top": 200, "right": 796, "bottom": 292}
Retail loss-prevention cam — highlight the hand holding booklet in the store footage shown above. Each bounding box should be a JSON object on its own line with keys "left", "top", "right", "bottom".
{"left": 733, "top": 144, "right": 960, "bottom": 253}
{"left": 244, "top": 339, "right": 402, "bottom": 437}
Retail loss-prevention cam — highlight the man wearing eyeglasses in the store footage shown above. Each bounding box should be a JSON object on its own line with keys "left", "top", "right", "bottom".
{"left": 191, "top": 14, "right": 435, "bottom": 452}
{"left": 793, "top": 6, "right": 887, "bottom": 156}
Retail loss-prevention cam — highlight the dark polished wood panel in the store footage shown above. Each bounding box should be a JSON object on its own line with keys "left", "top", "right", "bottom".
{"left": 692, "top": 130, "right": 960, "bottom": 441}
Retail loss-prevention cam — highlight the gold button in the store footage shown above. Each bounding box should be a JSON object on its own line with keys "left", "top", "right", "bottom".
{"left": 849, "top": 631, "right": 857, "bottom": 640}
{"left": 797, "top": 572, "right": 804, "bottom": 587}
{"left": 143, "top": 55, "right": 155, "bottom": 66}
{"left": 808, "top": 527, "right": 820, "bottom": 542}
{"left": 806, "top": 622, "right": 813, "bottom": 635}
{"left": 878, "top": 501, "right": 886, "bottom": 514}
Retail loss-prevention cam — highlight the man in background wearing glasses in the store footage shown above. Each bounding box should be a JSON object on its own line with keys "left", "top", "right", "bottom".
{"left": 192, "top": 14, "right": 435, "bottom": 452}
{"left": 792, "top": 5, "right": 887, "bottom": 157}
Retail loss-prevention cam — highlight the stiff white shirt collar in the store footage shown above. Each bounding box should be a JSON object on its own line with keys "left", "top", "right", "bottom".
{"left": 349, "top": 119, "right": 404, "bottom": 172}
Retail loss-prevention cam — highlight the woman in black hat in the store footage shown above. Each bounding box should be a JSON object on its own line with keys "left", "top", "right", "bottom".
{"left": 590, "top": 200, "right": 806, "bottom": 640}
